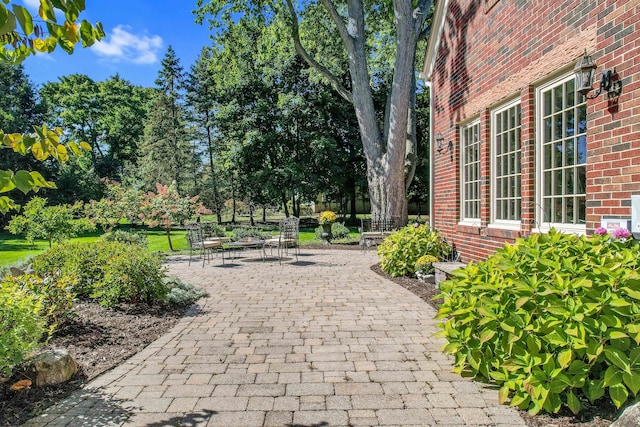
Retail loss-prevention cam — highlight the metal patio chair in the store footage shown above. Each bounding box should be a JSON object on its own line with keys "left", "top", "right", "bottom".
{"left": 264, "top": 216, "right": 300, "bottom": 263}
{"left": 186, "top": 223, "right": 225, "bottom": 267}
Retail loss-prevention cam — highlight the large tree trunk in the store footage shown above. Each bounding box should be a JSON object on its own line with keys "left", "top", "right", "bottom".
{"left": 287, "top": 0, "right": 430, "bottom": 224}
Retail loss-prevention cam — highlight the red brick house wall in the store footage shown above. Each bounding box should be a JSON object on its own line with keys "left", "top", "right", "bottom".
{"left": 422, "top": 0, "right": 640, "bottom": 262}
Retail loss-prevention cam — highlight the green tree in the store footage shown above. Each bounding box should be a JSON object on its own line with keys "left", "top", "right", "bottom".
{"left": 0, "top": 62, "right": 49, "bottom": 215}
{"left": 139, "top": 183, "right": 209, "bottom": 251}
{"left": 0, "top": 0, "right": 104, "bottom": 213}
{"left": 140, "top": 47, "right": 194, "bottom": 194}
{"left": 6, "top": 196, "right": 95, "bottom": 248}
{"left": 184, "top": 47, "right": 224, "bottom": 222}
{"left": 40, "top": 74, "right": 152, "bottom": 193}
{"left": 97, "top": 75, "right": 152, "bottom": 174}
{"left": 84, "top": 180, "right": 143, "bottom": 232}
{"left": 195, "top": 0, "right": 433, "bottom": 221}
{"left": 202, "top": 20, "right": 364, "bottom": 220}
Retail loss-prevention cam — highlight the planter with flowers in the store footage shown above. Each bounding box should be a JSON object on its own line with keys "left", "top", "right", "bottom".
{"left": 318, "top": 210, "right": 337, "bottom": 244}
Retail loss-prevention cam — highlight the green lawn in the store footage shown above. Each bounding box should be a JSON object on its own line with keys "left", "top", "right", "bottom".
{"left": 0, "top": 228, "right": 190, "bottom": 269}
{"left": 0, "top": 224, "right": 361, "bottom": 269}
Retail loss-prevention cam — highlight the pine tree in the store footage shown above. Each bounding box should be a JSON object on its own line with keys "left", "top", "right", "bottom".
{"left": 139, "top": 47, "right": 194, "bottom": 194}
{"left": 185, "top": 47, "right": 223, "bottom": 221}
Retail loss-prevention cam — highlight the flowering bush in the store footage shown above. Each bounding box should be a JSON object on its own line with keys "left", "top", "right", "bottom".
{"left": 318, "top": 210, "right": 337, "bottom": 224}
{"left": 139, "top": 183, "right": 211, "bottom": 250}
{"left": 594, "top": 227, "right": 608, "bottom": 235}
{"left": 415, "top": 254, "right": 439, "bottom": 282}
{"left": 612, "top": 227, "right": 631, "bottom": 240}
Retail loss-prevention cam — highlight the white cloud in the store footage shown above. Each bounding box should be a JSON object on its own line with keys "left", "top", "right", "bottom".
{"left": 21, "top": 0, "right": 40, "bottom": 10}
{"left": 91, "top": 25, "right": 163, "bottom": 64}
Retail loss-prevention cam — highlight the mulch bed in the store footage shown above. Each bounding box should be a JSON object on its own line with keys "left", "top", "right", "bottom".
{"left": 0, "top": 244, "right": 619, "bottom": 426}
{"left": 0, "top": 302, "right": 189, "bottom": 426}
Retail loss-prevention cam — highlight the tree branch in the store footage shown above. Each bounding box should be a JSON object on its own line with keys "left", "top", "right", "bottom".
{"left": 318, "top": 0, "right": 352, "bottom": 44}
{"left": 283, "top": 0, "right": 353, "bottom": 104}
{"left": 413, "top": 0, "right": 433, "bottom": 38}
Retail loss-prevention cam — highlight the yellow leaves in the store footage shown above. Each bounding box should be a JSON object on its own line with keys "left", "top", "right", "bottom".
{"left": 38, "top": 0, "right": 57, "bottom": 22}
{"left": 63, "top": 21, "right": 79, "bottom": 43}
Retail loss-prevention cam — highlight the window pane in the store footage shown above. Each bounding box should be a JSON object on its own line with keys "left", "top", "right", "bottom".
{"left": 566, "top": 138, "right": 575, "bottom": 165}
{"left": 566, "top": 197, "right": 574, "bottom": 224}
{"left": 554, "top": 87, "right": 563, "bottom": 113}
{"left": 578, "top": 107, "right": 587, "bottom": 134}
{"left": 554, "top": 114, "right": 563, "bottom": 140}
{"left": 544, "top": 90, "right": 552, "bottom": 116}
{"left": 555, "top": 143, "right": 563, "bottom": 168}
{"left": 544, "top": 118, "right": 552, "bottom": 143}
{"left": 577, "top": 135, "right": 586, "bottom": 164}
{"left": 565, "top": 168, "right": 574, "bottom": 194}
{"left": 566, "top": 109, "right": 575, "bottom": 137}
{"left": 554, "top": 170, "right": 563, "bottom": 195}
{"left": 577, "top": 197, "right": 586, "bottom": 223}
{"left": 553, "top": 198, "right": 563, "bottom": 222}
{"left": 566, "top": 79, "right": 575, "bottom": 108}
{"left": 544, "top": 144, "right": 552, "bottom": 169}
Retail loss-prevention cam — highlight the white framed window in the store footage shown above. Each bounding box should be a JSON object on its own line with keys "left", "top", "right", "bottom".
{"left": 491, "top": 101, "right": 522, "bottom": 228}
{"left": 460, "top": 120, "right": 481, "bottom": 224}
{"left": 536, "top": 73, "right": 587, "bottom": 233}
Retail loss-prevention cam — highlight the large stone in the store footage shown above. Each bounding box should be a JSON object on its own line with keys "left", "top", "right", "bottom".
{"left": 31, "top": 349, "right": 78, "bottom": 387}
{"left": 611, "top": 402, "right": 640, "bottom": 427}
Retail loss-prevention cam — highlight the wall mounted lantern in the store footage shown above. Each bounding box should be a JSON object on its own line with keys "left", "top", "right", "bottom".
{"left": 574, "top": 50, "right": 621, "bottom": 99}
{"left": 435, "top": 133, "right": 453, "bottom": 156}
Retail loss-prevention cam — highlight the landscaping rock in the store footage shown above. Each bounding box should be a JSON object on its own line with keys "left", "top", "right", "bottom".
{"left": 611, "top": 402, "right": 640, "bottom": 427}
{"left": 30, "top": 349, "right": 78, "bottom": 387}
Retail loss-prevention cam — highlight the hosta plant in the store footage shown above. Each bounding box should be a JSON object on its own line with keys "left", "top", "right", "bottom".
{"left": 377, "top": 224, "right": 450, "bottom": 277}
{"left": 436, "top": 229, "right": 640, "bottom": 415}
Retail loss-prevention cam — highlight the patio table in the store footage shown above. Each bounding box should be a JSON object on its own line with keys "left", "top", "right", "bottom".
{"left": 225, "top": 239, "right": 266, "bottom": 261}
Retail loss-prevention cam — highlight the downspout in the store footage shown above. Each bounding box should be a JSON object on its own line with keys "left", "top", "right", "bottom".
{"left": 424, "top": 80, "right": 435, "bottom": 230}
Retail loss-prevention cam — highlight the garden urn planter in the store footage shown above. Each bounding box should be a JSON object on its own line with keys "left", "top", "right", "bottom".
{"left": 321, "top": 223, "right": 333, "bottom": 244}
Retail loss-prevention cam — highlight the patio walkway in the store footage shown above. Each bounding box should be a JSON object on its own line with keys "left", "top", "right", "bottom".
{"left": 25, "top": 249, "right": 526, "bottom": 426}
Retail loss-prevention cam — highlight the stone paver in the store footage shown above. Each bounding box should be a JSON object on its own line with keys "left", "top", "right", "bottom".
{"left": 23, "top": 249, "right": 526, "bottom": 426}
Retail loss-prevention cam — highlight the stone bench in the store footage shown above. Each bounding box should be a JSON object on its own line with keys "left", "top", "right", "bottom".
{"left": 433, "top": 262, "right": 467, "bottom": 287}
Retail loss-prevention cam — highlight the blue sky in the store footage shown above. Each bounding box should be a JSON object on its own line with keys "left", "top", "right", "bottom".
{"left": 22, "top": 1, "right": 215, "bottom": 88}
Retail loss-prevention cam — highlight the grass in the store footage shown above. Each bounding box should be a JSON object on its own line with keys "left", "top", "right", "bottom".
{"left": 0, "top": 223, "right": 364, "bottom": 269}
{"left": 0, "top": 228, "right": 190, "bottom": 269}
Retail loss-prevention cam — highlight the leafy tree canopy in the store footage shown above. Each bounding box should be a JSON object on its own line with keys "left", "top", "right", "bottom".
{"left": 0, "top": 0, "right": 105, "bottom": 213}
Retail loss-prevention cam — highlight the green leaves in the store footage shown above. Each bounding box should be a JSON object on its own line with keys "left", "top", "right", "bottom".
{"left": 1, "top": 0, "right": 104, "bottom": 64}
{"left": 12, "top": 4, "right": 33, "bottom": 35}
{"left": 437, "top": 229, "right": 640, "bottom": 415}
{"left": 377, "top": 224, "right": 451, "bottom": 277}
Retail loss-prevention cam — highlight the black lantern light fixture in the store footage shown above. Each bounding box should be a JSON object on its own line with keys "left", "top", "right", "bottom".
{"left": 435, "top": 133, "right": 453, "bottom": 156}
{"left": 574, "top": 50, "right": 620, "bottom": 99}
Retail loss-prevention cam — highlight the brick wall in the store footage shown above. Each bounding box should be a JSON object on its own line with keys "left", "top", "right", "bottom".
{"left": 429, "top": 0, "right": 640, "bottom": 262}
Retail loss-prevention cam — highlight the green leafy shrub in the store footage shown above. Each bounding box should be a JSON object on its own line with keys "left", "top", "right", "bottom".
{"left": 232, "top": 227, "right": 271, "bottom": 241}
{"left": 0, "top": 279, "right": 47, "bottom": 376}
{"left": 6, "top": 196, "right": 95, "bottom": 248}
{"left": 314, "top": 222, "right": 351, "bottom": 240}
{"left": 32, "top": 241, "right": 168, "bottom": 307}
{"left": 163, "top": 276, "right": 208, "bottom": 306}
{"left": 377, "top": 224, "right": 450, "bottom": 277}
{"left": 436, "top": 229, "right": 640, "bottom": 415}
{"left": 101, "top": 229, "right": 148, "bottom": 247}
{"left": 13, "top": 274, "right": 76, "bottom": 332}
